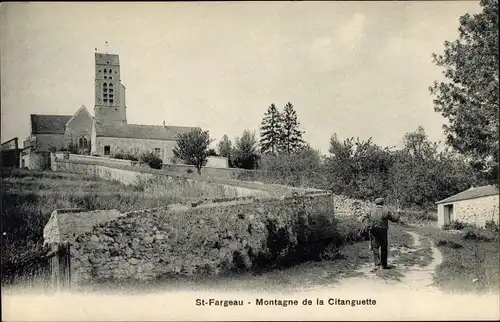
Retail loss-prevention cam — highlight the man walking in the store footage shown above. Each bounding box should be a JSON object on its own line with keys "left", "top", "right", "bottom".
{"left": 361, "top": 197, "right": 400, "bottom": 272}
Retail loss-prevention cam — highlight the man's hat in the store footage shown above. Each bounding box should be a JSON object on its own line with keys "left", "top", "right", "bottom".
{"left": 374, "top": 197, "right": 384, "bottom": 205}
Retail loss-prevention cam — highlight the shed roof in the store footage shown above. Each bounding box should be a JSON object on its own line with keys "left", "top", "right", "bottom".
{"left": 436, "top": 185, "right": 499, "bottom": 204}
{"left": 43, "top": 208, "right": 121, "bottom": 245}
{"left": 31, "top": 114, "right": 72, "bottom": 135}
{"left": 94, "top": 121, "right": 196, "bottom": 141}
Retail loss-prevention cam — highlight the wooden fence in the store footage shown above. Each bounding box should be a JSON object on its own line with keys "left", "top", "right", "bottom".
{"left": 2, "top": 243, "right": 72, "bottom": 291}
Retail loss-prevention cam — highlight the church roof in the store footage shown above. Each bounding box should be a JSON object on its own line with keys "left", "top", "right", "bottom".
{"left": 31, "top": 114, "right": 72, "bottom": 135}
{"left": 94, "top": 122, "right": 196, "bottom": 141}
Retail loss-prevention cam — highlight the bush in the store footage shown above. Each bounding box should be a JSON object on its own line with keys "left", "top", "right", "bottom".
{"left": 462, "top": 229, "right": 493, "bottom": 242}
{"left": 485, "top": 220, "right": 499, "bottom": 232}
{"left": 437, "top": 240, "right": 464, "bottom": 249}
{"left": 139, "top": 151, "right": 163, "bottom": 169}
{"left": 113, "top": 150, "right": 138, "bottom": 162}
{"left": 443, "top": 220, "right": 466, "bottom": 230}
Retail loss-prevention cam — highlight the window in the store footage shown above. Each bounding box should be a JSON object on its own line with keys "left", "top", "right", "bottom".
{"left": 104, "top": 69, "right": 107, "bottom": 73}
{"left": 109, "top": 88, "right": 113, "bottom": 93}
{"left": 109, "top": 99, "right": 114, "bottom": 104}
{"left": 79, "top": 137, "right": 88, "bottom": 148}
{"left": 104, "top": 146, "right": 111, "bottom": 156}
{"left": 109, "top": 76, "right": 113, "bottom": 80}
{"left": 109, "top": 83, "right": 113, "bottom": 87}
{"left": 104, "top": 76, "right": 107, "bottom": 79}
{"left": 154, "top": 148, "right": 161, "bottom": 156}
{"left": 103, "top": 83, "right": 107, "bottom": 87}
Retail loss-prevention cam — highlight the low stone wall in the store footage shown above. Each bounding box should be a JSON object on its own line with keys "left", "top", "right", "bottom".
{"left": 70, "top": 193, "right": 335, "bottom": 286}
{"left": 68, "top": 154, "right": 135, "bottom": 167}
{"left": 50, "top": 157, "right": 325, "bottom": 198}
{"left": 162, "top": 163, "right": 248, "bottom": 180}
{"left": 52, "top": 158, "right": 270, "bottom": 197}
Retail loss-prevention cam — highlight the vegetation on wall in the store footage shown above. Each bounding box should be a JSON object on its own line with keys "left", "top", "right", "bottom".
{"left": 112, "top": 149, "right": 139, "bottom": 162}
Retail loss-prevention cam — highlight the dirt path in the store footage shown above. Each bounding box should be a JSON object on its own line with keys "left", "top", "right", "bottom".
{"left": 302, "top": 230, "right": 444, "bottom": 293}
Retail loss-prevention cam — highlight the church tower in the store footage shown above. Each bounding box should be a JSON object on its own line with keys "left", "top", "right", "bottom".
{"left": 94, "top": 53, "right": 127, "bottom": 124}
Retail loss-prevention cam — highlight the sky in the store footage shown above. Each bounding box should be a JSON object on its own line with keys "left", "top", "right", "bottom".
{"left": 0, "top": 1, "right": 482, "bottom": 154}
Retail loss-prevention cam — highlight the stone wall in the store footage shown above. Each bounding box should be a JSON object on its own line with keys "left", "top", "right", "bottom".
{"left": 50, "top": 157, "right": 326, "bottom": 198}
{"left": 454, "top": 195, "right": 500, "bottom": 228}
{"left": 69, "top": 193, "right": 335, "bottom": 286}
{"left": 162, "top": 163, "right": 251, "bottom": 180}
{"left": 51, "top": 158, "right": 272, "bottom": 198}
{"left": 22, "top": 151, "right": 50, "bottom": 170}
{"left": 68, "top": 154, "right": 134, "bottom": 167}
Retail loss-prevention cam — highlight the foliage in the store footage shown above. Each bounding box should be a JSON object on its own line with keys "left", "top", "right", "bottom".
{"left": 217, "top": 135, "right": 234, "bottom": 167}
{"left": 0, "top": 168, "right": 189, "bottom": 279}
{"left": 442, "top": 220, "right": 466, "bottom": 230}
{"left": 389, "top": 126, "right": 479, "bottom": 209}
{"left": 259, "top": 103, "right": 283, "bottom": 155}
{"left": 429, "top": 0, "right": 499, "bottom": 184}
{"left": 325, "top": 134, "right": 394, "bottom": 200}
{"left": 112, "top": 149, "right": 139, "bottom": 162}
{"left": 207, "top": 148, "right": 218, "bottom": 157}
{"left": 259, "top": 145, "right": 325, "bottom": 187}
{"left": 173, "top": 128, "right": 212, "bottom": 174}
{"left": 278, "top": 102, "right": 305, "bottom": 154}
{"left": 232, "top": 130, "right": 259, "bottom": 170}
{"left": 485, "top": 219, "right": 499, "bottom": 232}
{"left": 139, "top": 151, "right": 163, "bottom": 169}
{"left": 462, "top": 228, "right": 493, "bottom": 242}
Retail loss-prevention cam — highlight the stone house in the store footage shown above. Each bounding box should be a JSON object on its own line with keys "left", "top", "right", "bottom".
{"left": 21, "top": 52, "right": 196, "bottom": 170}
{"left": 436, "top": 185, "right": 499, "bottom": 228}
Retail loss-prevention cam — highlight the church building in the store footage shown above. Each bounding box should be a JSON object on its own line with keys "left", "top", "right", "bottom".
{"left": 21, "top": 52, "right": 196, "bottom": 169}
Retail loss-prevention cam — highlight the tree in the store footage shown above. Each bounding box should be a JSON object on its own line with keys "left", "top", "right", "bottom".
{"left": 389, "top": 126, "right": 478, "bottom": 209}
{"left": 325, "top": 134, "right": 394, "bottom": 199}
{"left": 429, "top": 0, "right": 499, "bottom": 183}
{"left": 259, "top": 103, "right": 283, "bottom": 155}
{"left": 260, "top": 144, "right": 324, "bottom": 187}
{"left": 278, "top": 102, "right": 305, "bottom": 153}
{"left": 173, "top": 127, "right": 212, "bottom": 174}
{"left": 232, "top": 130, "right": 259, "bottom": 169}
{"left": 217, "top": 135, "right": 233, "bottom": 167}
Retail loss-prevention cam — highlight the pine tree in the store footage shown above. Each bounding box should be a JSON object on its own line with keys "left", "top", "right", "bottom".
{"left": 279, "top": 102, "right": 305, "bottom": 153}
{"left": 259, "top": 103, "right": 283, "bottom": 155}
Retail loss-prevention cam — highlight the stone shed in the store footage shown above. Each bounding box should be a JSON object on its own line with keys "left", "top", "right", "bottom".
{"left": 436, "top": 185, "right": 499, "bottom": 229}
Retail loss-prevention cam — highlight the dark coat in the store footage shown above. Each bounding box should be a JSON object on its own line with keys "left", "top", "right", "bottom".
{"left": 361, "top": 205, "right": 400, "bottom": 229}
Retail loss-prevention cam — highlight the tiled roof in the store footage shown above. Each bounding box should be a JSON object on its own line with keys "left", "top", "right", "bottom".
{"left": 31, "top": 114, "right": 72, "bottom": 135}
{"left": 436, "top": 185, "right": 499, "bottom": 204}
{"left": 94, "top": 121, "right": 196, "bottom": 141}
